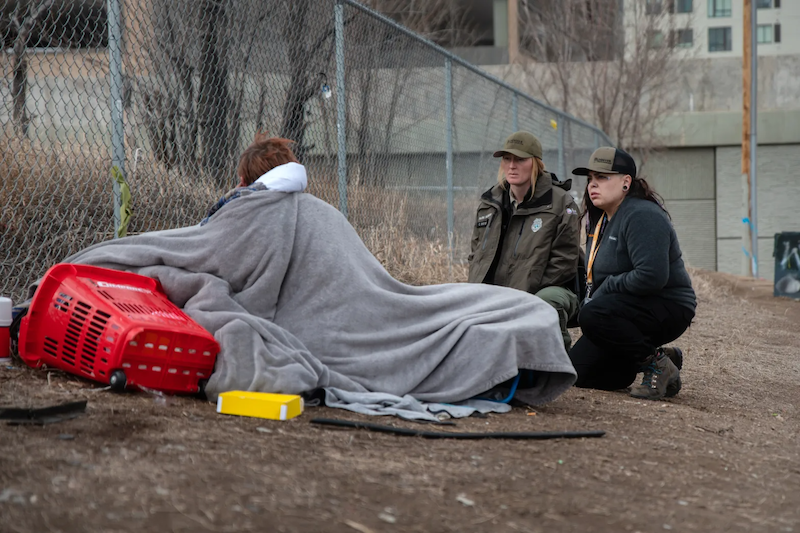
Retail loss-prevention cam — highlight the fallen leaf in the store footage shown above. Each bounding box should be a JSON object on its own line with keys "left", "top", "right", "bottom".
{"left": 345, "top": 520, "right": 375, "bottom": 533}
{"left": 456, "top": 493, "right": 475, "bottom": 507}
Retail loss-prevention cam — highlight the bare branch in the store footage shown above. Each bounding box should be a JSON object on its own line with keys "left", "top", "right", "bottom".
{"left": 514, "top": 0, "right": 694, "bottom": 151}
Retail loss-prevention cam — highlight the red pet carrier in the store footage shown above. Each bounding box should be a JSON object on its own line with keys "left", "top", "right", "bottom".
{"left": 19, "top": 263, "right": 220, "bottom": 394}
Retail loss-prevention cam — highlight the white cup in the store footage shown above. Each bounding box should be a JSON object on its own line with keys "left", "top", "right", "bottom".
{"left": 0, "top": 296, "right": 11, "bottom": 362}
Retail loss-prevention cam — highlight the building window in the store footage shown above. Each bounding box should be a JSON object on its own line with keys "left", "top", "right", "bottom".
{"left": 646, "top": 0, "right": 663, "bottom": 15}
{"left": 756, "top": 0, "right": 772, "bottom": 7}
{"left": 648, "top": 30, "right": 665, "bottom": 48}
{"left": 775, "top": 24, "right": 781, "bottom": 43}
{"left": 708, "top": 0, "right": 732, "bottom": 17}
{"left": 757, "top": 24, "right": 773, "bottom": 43}
{"left": 708, "top": 27, "right": 732, "bottom": 51}
{"left": 672, "top": 28, "right": 694, "bottom": 48}
{"left": 675, "top": 0, "right": 693, "bottom": 13}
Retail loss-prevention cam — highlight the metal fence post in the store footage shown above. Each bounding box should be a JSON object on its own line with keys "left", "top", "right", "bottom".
{"left": 512, "top": 92, "right": 518, "bottom": 131}
{"left": 594, "top": 131, "right": 600, "bottom": 150}
{"left": 557, "top": 114, "right": 565, "bottom": 179}
{"left": 750, "top": 0, "right": 758, "bottom": 277}
{"left": 107, "top": 0, "right": 124, "bottom": 238}
{"left": 445, "top": 58, "right": 455, "bottom": 266}
{"left": 335, "top": 0, "right": 348, "bottom": 218}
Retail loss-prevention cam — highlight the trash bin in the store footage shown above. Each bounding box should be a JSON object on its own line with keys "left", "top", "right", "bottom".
{"left": 773, "top": 232, "right": 800, "bottom": 299}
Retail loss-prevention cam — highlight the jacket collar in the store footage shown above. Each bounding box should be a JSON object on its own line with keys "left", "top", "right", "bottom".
{"left": 254, "top": 162, "right": 307, "bottom": 192}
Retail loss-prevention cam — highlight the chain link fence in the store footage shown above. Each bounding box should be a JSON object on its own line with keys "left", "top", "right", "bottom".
{"left": 1, "top": 0, "right": 613, "bottom": 303}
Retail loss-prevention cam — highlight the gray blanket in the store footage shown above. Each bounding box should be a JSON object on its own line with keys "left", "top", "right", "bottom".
{"left": 57, "top": 191, "right": 576, "bottom": 405}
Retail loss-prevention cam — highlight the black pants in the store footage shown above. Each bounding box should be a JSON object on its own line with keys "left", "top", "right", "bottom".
{"left": 568, "top": 293, "right": 695, "bottom": 391}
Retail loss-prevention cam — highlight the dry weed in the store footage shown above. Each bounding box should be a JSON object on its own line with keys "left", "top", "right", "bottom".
{"left": 1, "top": 140, "right": 464, "bottom": 300}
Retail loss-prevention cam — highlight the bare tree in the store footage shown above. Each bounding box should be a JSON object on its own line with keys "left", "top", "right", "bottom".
{"left": 346, "top": 0, "right": 479, "bottom": 186}
{"left": 277, "top": 0, "right": 341, "bottom": 162}
{"left": 8, "top": 0, "right": 54, "bottom": 137}
{"left": 136, "top": 0, "right": 478, "bottom": 186}
{"left": 139, "top": 0, "right": 340, "bottom": 177}
{"left": 140, "top": 0, "right": 249, "bottom": 186}
{"left": 3, "top": 0, "right": 106, "bottom": 138}
{"left": 369, "top": 0, "right": 478, "bottom": 47}
{"left": 514, "top": 0, "right": 693, "bottom": 152}
{"left": 197, "top": 0, "right": 232, "bottom": 184}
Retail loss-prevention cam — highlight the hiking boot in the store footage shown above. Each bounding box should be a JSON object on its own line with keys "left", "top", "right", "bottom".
{"left": 630, "top": 349, "right": 681, "bottom": 401}
{"left": 662, "top": 346, "right": 683, "bottom": 370}
{"left": 661, "top": 347, "right": 683, "bottom": 398}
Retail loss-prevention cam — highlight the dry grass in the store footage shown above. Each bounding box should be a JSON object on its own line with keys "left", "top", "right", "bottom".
{"left": 0, "top": 137, "right": 230, "bottom": 302}
{"left": 678, "top": 268, "right": 800, "bottom": 413}
{"left": 0, "top": 138, "right": 463, "bottom": 301}
{"left": 346, "top": 185, "right": 468, "bottom": 285}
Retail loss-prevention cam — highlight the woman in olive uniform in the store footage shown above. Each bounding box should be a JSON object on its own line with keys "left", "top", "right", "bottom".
{"left": 468, "top": 131, "right": 581, "bottom": 349}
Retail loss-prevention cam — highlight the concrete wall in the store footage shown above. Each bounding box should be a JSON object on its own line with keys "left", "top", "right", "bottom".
{"left": 633, "top": 140, "right": 800, "bottom": 282}
{"left": 653, "top": 109, "right": 800, "bottom": 281}
{"left": 672, "top": 55, "right": 800, "bottom": 113}
{"left": 715, "top": 144, "right": 800, "bottom": 280}
{"left": 643, "top": 148, "right": 717, "bottom": 271}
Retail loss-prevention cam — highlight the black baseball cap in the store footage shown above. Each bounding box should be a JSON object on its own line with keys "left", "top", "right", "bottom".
{"left": 572, "top": 147, "right": 637, "bottom": 178}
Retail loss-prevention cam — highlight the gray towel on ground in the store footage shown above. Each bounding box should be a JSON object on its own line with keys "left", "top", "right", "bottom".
{"left": 322, "top": 389, "right": 511, "bottom": 422}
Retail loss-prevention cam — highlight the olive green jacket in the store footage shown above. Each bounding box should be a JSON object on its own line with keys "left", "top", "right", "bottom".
{"left": 467, "top": 172, "right": 581, "bottom": 295}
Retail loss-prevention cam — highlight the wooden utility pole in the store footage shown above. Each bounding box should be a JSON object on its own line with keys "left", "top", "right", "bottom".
{"left": 742, "top": 0, "right": 754, "bottom": 276}
{"left": 508, "top": 0, "right": 519, "bottom": 63}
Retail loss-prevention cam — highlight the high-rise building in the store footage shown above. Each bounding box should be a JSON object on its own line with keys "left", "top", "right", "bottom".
{"left": 632, "top": 0, "right": 798, "bottom": 59}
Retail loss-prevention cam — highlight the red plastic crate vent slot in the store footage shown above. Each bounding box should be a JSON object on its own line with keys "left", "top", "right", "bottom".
{"left": 50, "top": 291, "right": 113, "bottom": 377}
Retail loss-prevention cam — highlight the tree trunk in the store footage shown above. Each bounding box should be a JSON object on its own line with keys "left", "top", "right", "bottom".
{"left": 356, "top": 68, "right": 373, "bottom": 185}
{"left": 279, "top": 0, "right": 313, "bottom": 161}
{"left": 11, "top": 0, "right": 55, "bottom": 138}
{"left": 198, "top": 0, "right": 232, "bottom": 187}
{"left": 11, "top": 55, "right": 28, "bottom": 137}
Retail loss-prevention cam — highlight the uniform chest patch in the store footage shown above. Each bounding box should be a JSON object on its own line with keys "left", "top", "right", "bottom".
{"left": 531, "top": 218, "right": 543, "bottom": 233}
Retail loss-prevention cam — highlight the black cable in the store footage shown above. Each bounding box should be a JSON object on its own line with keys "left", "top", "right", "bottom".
{"left": 310, "top": 418, "right": 605, "bottom": 440}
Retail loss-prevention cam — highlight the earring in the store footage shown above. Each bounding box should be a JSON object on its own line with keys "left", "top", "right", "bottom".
{"left": 622, "top": 185, "right": 629, "bottom": 191}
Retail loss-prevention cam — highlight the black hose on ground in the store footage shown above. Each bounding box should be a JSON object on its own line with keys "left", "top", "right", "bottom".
{"left": 310, "top": 418, "right": 605, "bottom": 440}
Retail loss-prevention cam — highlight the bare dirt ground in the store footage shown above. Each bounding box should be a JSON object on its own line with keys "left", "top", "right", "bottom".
{"left": 1, "top": 269, "right": 799, "bottom": 533}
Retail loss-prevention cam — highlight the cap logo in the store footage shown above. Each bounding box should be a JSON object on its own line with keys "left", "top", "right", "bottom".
{"left": 594, "top": 157, "right": 613, "bottom": 164}
{"left": 507, "top": 139, "right": 524, "bottom": 145}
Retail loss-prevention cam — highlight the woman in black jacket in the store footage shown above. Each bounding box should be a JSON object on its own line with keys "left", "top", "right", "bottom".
{"left": 569, "top": 147, "right": 696, "bottom": 401}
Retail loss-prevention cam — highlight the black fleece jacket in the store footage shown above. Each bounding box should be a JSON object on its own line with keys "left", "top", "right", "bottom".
{"left": 589, "top": 196, "right": 696, "bottom": 311}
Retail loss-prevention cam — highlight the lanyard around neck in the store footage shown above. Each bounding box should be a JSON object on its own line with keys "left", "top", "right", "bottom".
{"left": 586, "top": 214, "right": 608, "bottom": 286}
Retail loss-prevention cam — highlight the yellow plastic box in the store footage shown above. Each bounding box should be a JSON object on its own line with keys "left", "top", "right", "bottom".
{"left": 216, "top": 391, "right": 304, "bottom": 421}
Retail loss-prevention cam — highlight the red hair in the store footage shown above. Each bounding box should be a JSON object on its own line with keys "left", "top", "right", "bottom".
{"left": 237, "top": 132, "right": 298, "bottom": 186}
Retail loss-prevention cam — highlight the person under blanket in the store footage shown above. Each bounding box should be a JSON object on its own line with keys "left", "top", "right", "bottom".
{"left": 49, "top": 133, "right": 577, "bottom": 411}
{"left": 201, "top": 135, "right": 304, "bottom": 225}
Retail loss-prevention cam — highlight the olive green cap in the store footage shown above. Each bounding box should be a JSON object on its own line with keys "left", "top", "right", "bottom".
{"left": 493, "top": 131, "right": 543, "bottom": 160}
